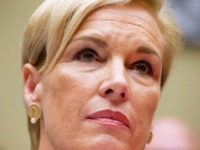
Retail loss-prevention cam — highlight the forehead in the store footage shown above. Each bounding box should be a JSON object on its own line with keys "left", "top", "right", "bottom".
{"left": 86, "top": 4, "right": 156, "bottom": 25}
{"left": 75, "top": 4, "right": 164, "bottom": 50}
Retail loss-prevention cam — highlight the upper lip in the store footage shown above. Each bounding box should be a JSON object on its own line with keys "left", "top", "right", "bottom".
{"left": 86, "top": 109, "right": 130, "bottom": 128}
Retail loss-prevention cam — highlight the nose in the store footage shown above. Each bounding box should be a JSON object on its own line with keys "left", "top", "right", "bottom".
{"left": 99, "top": 60, "right": 129, "bottom": 103}
{"left": 99, "top": 82, "right": 129, "bottom": 103}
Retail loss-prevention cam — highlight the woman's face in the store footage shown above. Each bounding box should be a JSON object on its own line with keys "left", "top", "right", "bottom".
{"left": 36, "top": 4, "right": 164, "bottom": 150}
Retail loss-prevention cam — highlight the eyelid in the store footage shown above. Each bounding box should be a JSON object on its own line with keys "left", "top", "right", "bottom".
{"left": 137, "top": 60, "right": 153, "bottom": 73}
{"left": 74, "top": 48, "right": 97, "bottom": 59}
{"left": 74, "top": 48, "right": 104, "bottom": 62}
{"left": 130, "top": 60, "right": 154, "bottom": 76}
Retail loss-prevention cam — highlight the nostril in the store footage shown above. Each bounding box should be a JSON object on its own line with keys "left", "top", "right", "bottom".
{"left": 105, "top": 89, "right": 113, "bottom": 95}
{"left": 105, "top": 89, "right": 126, "bottom": 98}
{"left": 121, "top": 92, "right": 125, "bottom": 98}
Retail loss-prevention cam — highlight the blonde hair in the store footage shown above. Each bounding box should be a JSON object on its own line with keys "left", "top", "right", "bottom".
{"left": 22, "top": 0, "right": 180, "bottom": 149}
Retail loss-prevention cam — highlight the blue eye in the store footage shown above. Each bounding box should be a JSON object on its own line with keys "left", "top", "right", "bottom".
{"left": 75, "top": 48, "right": 99, "bottom": 62}
{"left": 130, "top": 61, "right": 153, "bottom": 75}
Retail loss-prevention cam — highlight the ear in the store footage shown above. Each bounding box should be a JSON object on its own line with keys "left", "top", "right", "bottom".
{"left": 23, "top": 63, "right": 41, "bottom": 107}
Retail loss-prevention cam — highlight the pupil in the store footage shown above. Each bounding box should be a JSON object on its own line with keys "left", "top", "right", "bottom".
{"left": 138, "top": 64, "right": 146, "bottom": 72}
{"left": 83, "top": 53, "right": 93, "bottom": 60}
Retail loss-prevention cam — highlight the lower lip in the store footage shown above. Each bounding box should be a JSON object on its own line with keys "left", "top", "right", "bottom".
{"left": 87, "top": 118, "right": 129, "bottom": 129}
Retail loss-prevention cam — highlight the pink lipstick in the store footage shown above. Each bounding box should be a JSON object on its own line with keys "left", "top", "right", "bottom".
{"left": 86, "top": 109, "right": 130, "bottom": 128}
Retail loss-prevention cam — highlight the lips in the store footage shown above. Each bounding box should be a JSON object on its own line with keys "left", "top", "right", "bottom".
{"left": 86, "top": 109, "right": 130, "bottom": 128}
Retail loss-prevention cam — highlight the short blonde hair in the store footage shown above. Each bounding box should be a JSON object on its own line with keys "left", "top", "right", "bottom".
{"left": 22, "top": 0, "right": 180, "bottom": 149}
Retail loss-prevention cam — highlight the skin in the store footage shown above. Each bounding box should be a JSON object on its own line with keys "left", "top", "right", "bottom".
{"left": 23, "top": 3, "right": 164, "bottom": 150}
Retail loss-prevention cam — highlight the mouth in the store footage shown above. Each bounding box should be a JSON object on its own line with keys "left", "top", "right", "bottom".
{"left": 86, "top": 109, "right": 130, "bottom": 129}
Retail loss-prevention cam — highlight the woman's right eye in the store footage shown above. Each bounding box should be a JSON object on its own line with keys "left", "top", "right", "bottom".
{"left": 74, "top": 48, "right": 100, "bottom": 62}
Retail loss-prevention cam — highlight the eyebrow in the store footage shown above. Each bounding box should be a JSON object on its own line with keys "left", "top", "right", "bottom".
{"left": 72, "top": 36, "right": 161, "bottom": 59}
{"left": 137, "top": 46, "right": 161, "bottom": 60}
{"left": 72, "top": 36, "right": 107, "bottom": 48}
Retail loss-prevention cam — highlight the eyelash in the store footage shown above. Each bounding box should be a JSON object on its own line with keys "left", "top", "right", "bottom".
{"left": 74, "top": 48, "right": 101, "bottom": 62}
{"left": 73, "top": 49, "right": 153, "bottom": 76}
{"left": 129, "top": 60, "right": 153, "bottom": 76}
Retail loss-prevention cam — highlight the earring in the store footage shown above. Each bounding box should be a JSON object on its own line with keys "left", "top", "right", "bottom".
{"left": 27, "top": 103, "right": 41, "bottom": 124}
{"left": 145, "top": 131, "right": 153, "bottom": 150}
{"left": 147, "top": 131, "right": 153, "bottom": 144}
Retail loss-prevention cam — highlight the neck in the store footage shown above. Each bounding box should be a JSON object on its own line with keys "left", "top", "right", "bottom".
{"left": 38, "top": 122, "right": 54, "bottom": 150}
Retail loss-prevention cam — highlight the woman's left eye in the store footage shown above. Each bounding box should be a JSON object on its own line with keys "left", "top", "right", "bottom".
{"left": 74, "top": 48, "right": 100, "bottom": 62}
{"left": 130, "top": 61, "right": 153, "bottom": 76}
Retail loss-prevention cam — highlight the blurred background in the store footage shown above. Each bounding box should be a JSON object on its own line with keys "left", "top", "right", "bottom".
{"left": 0, "top": 0, "right": 199, "bottom": 149}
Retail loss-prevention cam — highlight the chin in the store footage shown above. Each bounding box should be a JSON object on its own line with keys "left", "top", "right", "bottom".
{"left": 85, "top": 135, "right": 130, "bottom": 150}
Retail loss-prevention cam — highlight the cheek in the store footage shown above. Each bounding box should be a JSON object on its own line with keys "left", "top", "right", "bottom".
{"left": 40, "top": 70, "right": 82, "bottom": 129}
{"left": 138, "top": 87, "right": 160, "bottom": 118}
{"left": 41, "top": 69, "right": 86, "bottom": 119}
{"left": 39, "top": 66, "right": 101, "bottom": 129}
{"left": 127, "top": 85, "right": 160, "bottom": 147}
{"left": 38, "top": 67, "right": 101, "bottom": 148}
{"left": 131, "top": 85, "right": 160, "bottom": 129}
